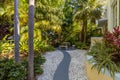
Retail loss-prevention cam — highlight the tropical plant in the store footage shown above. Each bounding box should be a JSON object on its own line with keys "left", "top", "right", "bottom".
{"left": 89, "top": 26, "right": 120, "bottom": 78}
{"left": 75, "top": 42, "right": 89, "bottom": 50}
{"left": 89, "top": 42, "right": 120, "bottom": 78}
{"left": 34, "top": 54, "right": 46, "bottom": 74}
{"left": 34, "top": 0, "right": 64, "bottom": 44}
{"left": 0, "top": 58, "right": 27, "bottom": 80}
{"left": 104, "top": 26, "right": 120, "bottom": 62}
{"left": 19, "top": 40, "right": 28, "bottom": 55}
{"left": 0, "top": 55, "right": 45, "bottom": 80}
{"left": 34, "top": 39, "right": 55, "bottom": 53}
{"left": 61, "top": 0, "right": 74, "bottom": 42}
{"left": 0, "top": 0, "right": 66, "bottom": 80}
{"left": 21, "top": 53, "right": 46, "bottom": 75}
{"left": 0, "top": 40, "right": 14, "bottom": 59}
{"left": 0, "top": 1, "right": 14, "bottom": 40}
{"left": 73, "top": 0, "right": 103, "bottom": 43}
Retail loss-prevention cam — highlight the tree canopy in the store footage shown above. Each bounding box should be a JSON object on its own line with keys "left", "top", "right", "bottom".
{"left": 0, "top": 0, "right": 105, "bottom": 45}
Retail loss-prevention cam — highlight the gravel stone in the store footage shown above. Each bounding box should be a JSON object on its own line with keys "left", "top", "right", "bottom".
{"left": 37, "top": 50, "right": 64, "bottom": 80}
{"left": 37, "top": 49, "right": 88, "bottom": 80}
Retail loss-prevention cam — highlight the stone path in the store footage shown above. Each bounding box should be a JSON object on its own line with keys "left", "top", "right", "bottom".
{"left": 37, "top": 49, "right": 88, "bottom": 80}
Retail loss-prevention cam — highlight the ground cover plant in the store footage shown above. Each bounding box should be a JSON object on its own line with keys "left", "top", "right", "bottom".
{"left": 0, "top": 53, "right": 46, "bottom": 80}
{"left": 0, "top": 58, "right": 27, "bottom": 80}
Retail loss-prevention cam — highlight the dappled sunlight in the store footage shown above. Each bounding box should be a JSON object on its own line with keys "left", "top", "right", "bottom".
{"left": 52, "top": 25, "right": 61, "bottom": 33}
{"left": 0, "top": 0, "right": 113, "bottom": 80}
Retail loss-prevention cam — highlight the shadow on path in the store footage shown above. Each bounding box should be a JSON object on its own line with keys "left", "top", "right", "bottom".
{"left": 53, "top": 50, "right": 71, "bottom": 80}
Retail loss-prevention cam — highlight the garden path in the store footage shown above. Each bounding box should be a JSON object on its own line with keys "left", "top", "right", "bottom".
{"left": 37, "top": 49, "right": 88, "bottom": 80}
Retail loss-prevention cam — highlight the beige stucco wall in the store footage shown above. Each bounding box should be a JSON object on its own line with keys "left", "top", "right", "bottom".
{"left": 107, "top": 0, "right": 113, "bottom": 32}
{"left": 107, "top": 0, "right": 120, "bottom": 32}
{"left": 117, "top": 0, "right": 120, "bottom": 26}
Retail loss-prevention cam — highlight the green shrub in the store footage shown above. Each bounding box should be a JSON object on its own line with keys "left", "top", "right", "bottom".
{"left": 0, "top": 41, "right": 4, "bottom": 54}
{"left": 34, "top": 39, "right": 55, "bottom": 53}
{"left": 75, "top": 42, "right": 89, "bottom": 50}
{"left": 0, "top": 40, "right": 14, "bottom": 54}
{"left": 89, "top": 42, "right": 120, "bottom": 78}
{"left": 21, "top": 54, "right": 46, "bottom": 75}
{"left": 43, "top": 45, "right": 55, "bottom": 52}
{"left": 0, "top": 58, "right": 27, "bottom": 80}
{"left": 34, "top": 54, "right": 46, "bottom": 75}
{"left": 88, "top": 27, "right": 120, "bottom": 78}
{"left": 19, "top": 40, "right": 28, "bottom": 55}
{"left": 34, "top": 54, "right": 46, "bottom": 65}
{"left": 19, "top": 39, "right": 55, "bottom": 56}
{"left": 34, "top": 39, "right": 43, "bottom": 52}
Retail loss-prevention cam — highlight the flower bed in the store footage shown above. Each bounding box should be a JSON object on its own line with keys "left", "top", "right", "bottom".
{"left": 88, "top": 26, "right": 120, "bottom": 80}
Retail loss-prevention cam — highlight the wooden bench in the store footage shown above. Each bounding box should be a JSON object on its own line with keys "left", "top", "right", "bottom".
{"left": 59, "top": 42, "right": 70, "bottom": 50}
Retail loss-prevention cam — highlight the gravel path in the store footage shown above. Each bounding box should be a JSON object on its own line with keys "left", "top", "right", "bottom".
{"left": 37, "top": 49, "right": 88, "bottom": 80}
{"left": 37, "top": 50, "right": 64, "bottom": 80}
{"left": 68, "top": 50, "right": 88, "bottom": 80}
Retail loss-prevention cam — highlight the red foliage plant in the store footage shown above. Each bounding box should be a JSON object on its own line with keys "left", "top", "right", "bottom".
{"left": 104, "top": 26, "right": 120, "bottom": 47}
{"left": 104, "top": 26, "right": 120, "bottom": 62}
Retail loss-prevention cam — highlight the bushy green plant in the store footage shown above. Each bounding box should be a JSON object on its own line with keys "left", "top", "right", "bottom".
{"left": 89, "top": 42, "right": 120, "bottom": 78}
{"left": 0, "top": 41, "right": 4, "bottom": 54}
{"left": 43, "top": 45, "right": 55, "bottom": 52}
{"left": 0, "top": 40, "right": 14, "bottom": 54}
{"left": 34, "top": 54, "right": 46, "bottom": 65}
{"left": 34, "top": 39, "right": 55, "bottom": 53}
{"left": 0, "top": 58, "right": 27, "bottom": 80}
{"left": 34, "top": 39, "right": 43, "bottom": 52}
{"left": 91, "top": 28, "right": 103, "bottom": 37}
{"left": 21, "top": 54, "right": 46, "bottom": 75}
{"left": 34, "top": 54, "right": 46, "bottom": 74}
{"left": 19, "top": 40, "right": 28, "bottom": 55}
{"left": 88, "top": 26, "right": 120, "bottom": 78}
{"left": 75, "top": 42, "right": 89, "bottom": 50}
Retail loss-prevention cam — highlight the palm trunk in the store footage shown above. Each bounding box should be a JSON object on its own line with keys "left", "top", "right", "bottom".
{"left": 14, "top": 0, "right": 20, "bottom": 62}
{"left": 80, "top": 14, "right": 87, "bottom": 43}
{"left": 80, "top": 24, "right": 84, "bottom": 42}
{"left": 28, "top": 0, "right": 35, "bottom": 80}
{"left": 83, "top": 17, "right": 87, "bottom": 43}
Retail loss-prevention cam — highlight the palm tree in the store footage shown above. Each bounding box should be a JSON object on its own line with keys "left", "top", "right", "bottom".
{"left": 73, "top": 0, "right": 103, "bottom": 43}
{"left": 28, "top": 0, "right": 35, "bottom": 80}
{"left": 14, "top": 0, "right": 20, "bottom": 62}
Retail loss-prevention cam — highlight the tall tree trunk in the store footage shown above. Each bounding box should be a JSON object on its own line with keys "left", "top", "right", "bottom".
{"left": 28, "top": 0, "right": 35, "bottom": 80}
{"left": 83, "top": 16, "right": 87, "bottom": 43}
{"left": 80, "top": 14, "right": 87, "bottom": 43}
{"left": 80, "top": 23, "right": 84, "bottom": 42}
{"left": 14, "top": 0, "right": 20, "bottom": 62}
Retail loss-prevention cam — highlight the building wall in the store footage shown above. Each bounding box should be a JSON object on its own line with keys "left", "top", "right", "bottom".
{"left": 107, "top": 0, "right": 120, "bottom": 32}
